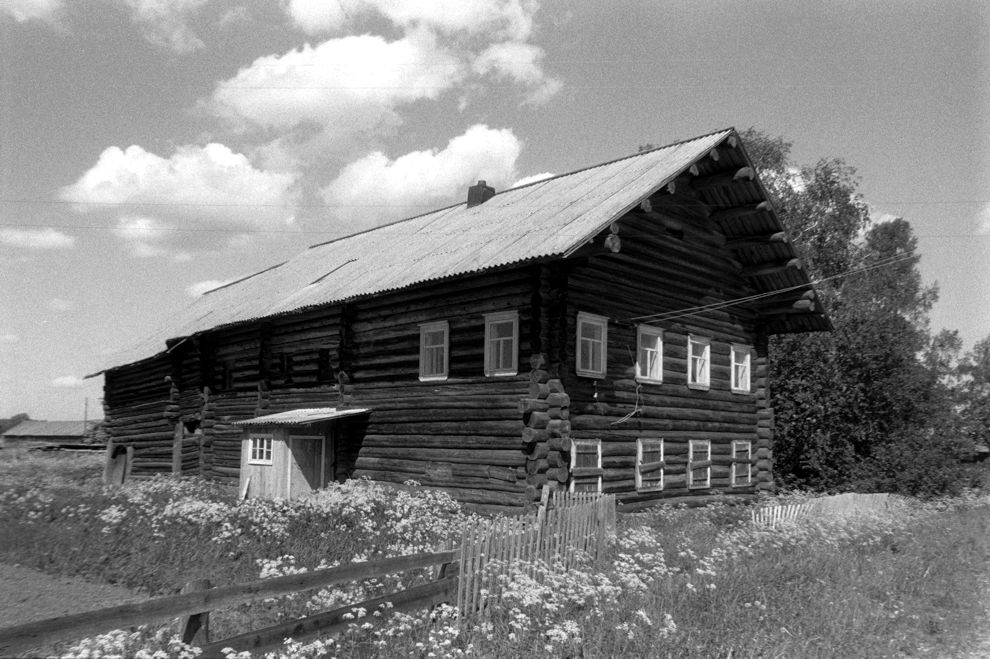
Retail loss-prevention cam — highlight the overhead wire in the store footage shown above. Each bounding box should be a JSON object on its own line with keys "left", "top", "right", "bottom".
{"left": 630, "top": 252, "right": 917, "bottom": 325}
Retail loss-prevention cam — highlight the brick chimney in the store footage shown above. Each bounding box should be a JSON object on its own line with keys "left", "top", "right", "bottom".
{"left": 466, "top": 180, "right": 495, "bottom": 208}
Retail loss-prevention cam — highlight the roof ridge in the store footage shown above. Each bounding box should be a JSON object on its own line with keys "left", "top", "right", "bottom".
{"left": 306, "top": 127, "right": 735, "bottom": 251}
{"left": 503, "top": 126, "right": 736, "bottom": 195}
{"left": 202, "top": 260, "right": 288, "bottom": 296}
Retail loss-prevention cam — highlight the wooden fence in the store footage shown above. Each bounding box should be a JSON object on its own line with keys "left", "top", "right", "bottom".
{"left": 457, "top": 491, "right": 616, "bottom": 619}
{"left": 751, "top": 492, "right": 910, "bottom": 528}
{"left": 0, "top": 491, "right": 616, "bottom": 657}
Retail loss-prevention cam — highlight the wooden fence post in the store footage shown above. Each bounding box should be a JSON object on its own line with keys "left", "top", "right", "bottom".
{"left": 180, "top": 580, "right": 211, "bottom": 645}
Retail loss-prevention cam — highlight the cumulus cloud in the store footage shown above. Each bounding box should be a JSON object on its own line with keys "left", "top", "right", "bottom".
{"left": 49, "top": 298, "right": 74, "bottom": 312}
{"left": 186, "top": 279, "right": 234, "bottom": 297}
{"left": 210, "top": 31, "right": 464, "bottom": 141}
{"left": 0, "top": 0, "right": 62, "bottom": 23}
{"left": 119, "top": 0, "right": 209, "bottom": 53}
{"left": 473, "top": 41, "right": 561, "bottom": 104}
{"left": 511, "top": 172, "right": 554, "bottom": 188}
{"left": 52, "top": 375, "right": 85, "bottom": 388}
{"left": 283, "top": 0, "right": 535, "bottom": 40}
{"left": 282, "top": 0, "right": 347, "bottom": 34}
{"left": 0, "top": 227, "right": 75, "bottom": 249}
{"left": 0, "top": 334, "right": 19, "bottom": 344}
{"left": 979, "top": 203, "right": 990, "bottom": 234}
{"left": 61, "top": 143, "right": 297, "bottom": 229}
{"left": 321, "top": 124, "right": 521, "bottom": 226}
{"left": 112, "top": 216, "right": 175, "bottom": 258}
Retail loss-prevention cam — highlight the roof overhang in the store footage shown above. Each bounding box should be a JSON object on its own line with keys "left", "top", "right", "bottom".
{"left": 233, "top": 407, "right": 371, "bottom": 426}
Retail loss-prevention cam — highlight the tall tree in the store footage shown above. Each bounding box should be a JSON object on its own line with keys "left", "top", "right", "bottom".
{"left": 741, "top": 129, "right": 969, "bottom": 494}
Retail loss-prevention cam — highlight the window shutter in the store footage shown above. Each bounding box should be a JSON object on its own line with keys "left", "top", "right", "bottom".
{"left": 636, "top": 438, "right": 664, "bottom": 491}
{"left": 570, "top": 439, "right": 603, "bottom": 493}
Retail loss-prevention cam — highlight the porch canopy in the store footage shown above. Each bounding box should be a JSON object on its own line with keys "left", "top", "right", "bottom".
{"left": 233, "top": 407, "right": 371, "bottom": 427}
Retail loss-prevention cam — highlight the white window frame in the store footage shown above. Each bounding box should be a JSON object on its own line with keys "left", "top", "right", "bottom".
{"left": 569, "top": 439, "right": 603, "bottom": 493}
{"left": 576, "top": 312, "right": 608, "bottom": 379}
{"left": 635, "top": 438, "right": 664, "bottom": 492}
{"left": 687, "top": 335, "right": 711, "bottom": 390}
{"left": 484, "top": 311, "right": 519, "bottom": 377}
{"left": 636, "top": 325, "right": 663, "bottom": 384}
{"left": 248, "top": 434, "right": 274, "bottom": 465}
{"left": 419, "top": 320, "right": 449, "bottom": 381}
{"left": 731, "top": 344, "right": 752, "bottom": 393}
{"left": 688, "top": 439, "right": 711, "bottom": 489}
{"left": 732, "top": 440, "right": 753, "bottom": 487}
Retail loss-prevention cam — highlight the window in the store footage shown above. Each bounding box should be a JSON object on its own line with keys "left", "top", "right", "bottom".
{"left": 732, "top": 440, "right": 753, "bottom": 486}
{"left": 636, "top": 325, "right": 663, "bottom": 383}
{"left": 419, "top": 321, "right": 449, "bottom": 381}
{"left": 636, "top": 438, "right": 664, "bottom": 491}
{"left": 484, "top": 311, "right": 519, "bottom": 376}
{"left": 576, "top": 312, "right": 608, "bottom": 378}
{"left": 248, "top": 434, "right": 273, "bottom": 465}
{"left": 570, "top": 439, "right": 603, "bottom": 493}
{"left": 687, "top": 336, "right": 710, "bottom": 390}
{"left": 688, "top": 439, "right": 711, "bottom": 489}
{"left": 317, "top": 348, "right": 334, "bottom": 383}
{"left": 731, "top": 344, "right": 752, "bottom": 393}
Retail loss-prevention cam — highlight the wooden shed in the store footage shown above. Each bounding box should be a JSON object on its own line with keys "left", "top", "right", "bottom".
{"left": 90, "top": 128, "right": 831, "bottom": 512}
{"left": 233, "top": 407, "right": 369, "bottom": 500}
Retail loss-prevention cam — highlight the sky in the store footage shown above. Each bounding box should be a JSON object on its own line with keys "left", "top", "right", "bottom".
{"left": 1, "top": 0, "right": 987, "bottom": 421}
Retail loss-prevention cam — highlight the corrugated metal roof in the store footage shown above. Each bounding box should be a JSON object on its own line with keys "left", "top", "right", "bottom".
{"left": 233, "top": 408, "right": 371, "bottom": 426}
{"left": 95, "top": 128, "right": 825, "bottom": 373}
{"left": 2, "top": 420, "right": 94, "bottom": 438}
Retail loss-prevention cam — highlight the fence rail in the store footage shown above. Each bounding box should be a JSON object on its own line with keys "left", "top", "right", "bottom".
{"left": 0, "top": 551, "right": 456, "bottom": 656}
{"left": 0, "top": 491, "right": 617, "bottom": 657}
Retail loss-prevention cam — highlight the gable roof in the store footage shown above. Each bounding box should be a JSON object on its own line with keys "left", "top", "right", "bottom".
{"left": 94, "top": 128, "right": 828, "bottom": 375}
{"left": 1, "top": 420, "right": 94, "bottom": 439}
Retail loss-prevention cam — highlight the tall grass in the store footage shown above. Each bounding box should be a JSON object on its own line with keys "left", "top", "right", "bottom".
{"left": 2, "top": 450, "right": 988, "bottom": 658}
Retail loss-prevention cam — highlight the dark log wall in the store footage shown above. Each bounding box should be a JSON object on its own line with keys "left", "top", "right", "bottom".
{"left": 348, "top": 268, "right": 534, "bottom": 512}
{"left": 102, "top": 194, "right": 780, "bottom": 508}
{"left": 103, "top": 355, "right": 173, "bottom": 476}
{"left": 563, "top": 193, "right": 770, "bottom": 505}
{"left": 103, "top": 269, "right": 538, "bottom": 509}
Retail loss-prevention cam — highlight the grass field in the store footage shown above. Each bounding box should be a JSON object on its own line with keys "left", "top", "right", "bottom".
{"left": 1, "top": 447, "right": 988, "bottom": 658}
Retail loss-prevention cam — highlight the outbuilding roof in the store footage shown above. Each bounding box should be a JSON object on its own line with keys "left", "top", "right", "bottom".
{"left": 1, "top": 420, "right": 94, "bottom": 438}
{"left": 233, "top": 408, "right": 371, "bottom": 426}
{"left": 94, "top": 127, "right": 828, "bottom": 374}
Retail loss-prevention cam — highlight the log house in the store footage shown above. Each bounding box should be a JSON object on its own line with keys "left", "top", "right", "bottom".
{"left": 90, "top": 128, "right": 830, "bottom": 512}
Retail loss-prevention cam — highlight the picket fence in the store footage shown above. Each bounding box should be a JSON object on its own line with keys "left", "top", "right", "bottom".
{"left": 0, "top": 490, "right": 616, "bottom": 657}
{"left": 751, "top": 492, "right": 910, "bottom": 528}
{"left": 456, "top": 490, "right": 617, "bottom": 619}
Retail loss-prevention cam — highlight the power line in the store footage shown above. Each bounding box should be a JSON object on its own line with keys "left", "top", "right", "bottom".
{"left": 1, "top": 197, "right": 988, "bottom": 209}
{"left": 1, "top": 221, "right": 986, "bottom": 239}
{"left": 630, "top": 253, "right": 917, "bottom": 324}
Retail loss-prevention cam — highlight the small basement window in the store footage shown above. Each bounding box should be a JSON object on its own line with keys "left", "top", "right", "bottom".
{"left": 248, "top": 434, "right": 274, "bottom": 465}
{"left": 576, "top": 312, "right": 608, "bottom": 378}
{"left": 731, "top": 344, "right": 752, "bottom": 393}
{"left": 688, "top": 439, "right": 711, "bottom": 489}
{"left": 732, "top": 440, "right": 753, "bottom": 486}
{"left": 687, "top": 336, "right": 710, "bottom": 390}
{"left": 636, "top": 325, "right": 663, "bottom": 383}
{"left": 570, "top": 439, "right": 603, "bottom": 493}
{"left": 484, "top": 311, "right": 519, "bottom": 376}
{"left": 636, "top": 438, "right": 664, "bottom": 492}
{"left": 419, "top": 321, "right": 449, "bottom": 381}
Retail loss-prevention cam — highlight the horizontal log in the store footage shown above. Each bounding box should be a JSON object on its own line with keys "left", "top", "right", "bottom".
{"left": 639, "top": 460, "right": 665, "bottom": 475}
{"left": 708, "top": 201, "right": 772, "bottom": 224}
{"left": 723, "top": 231, "right": 786, "bottom": 250}
{"left": 358, "top": 447, "right": 526, "bottom": 467}
{"left": 363, "top": 435, "right": 524, "bottom": 450}
{"left": 740, "top": 258, "right": 801, "bottom": 278}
